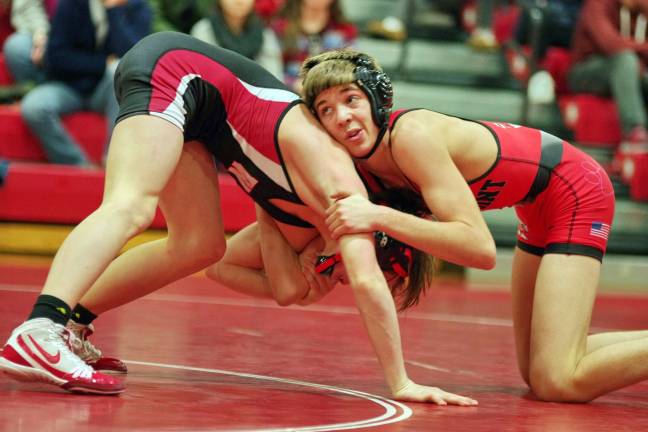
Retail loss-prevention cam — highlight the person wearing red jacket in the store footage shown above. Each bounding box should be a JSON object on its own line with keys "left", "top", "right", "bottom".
{"left": 568, "top": 0, "right": 648, "bottom": 191}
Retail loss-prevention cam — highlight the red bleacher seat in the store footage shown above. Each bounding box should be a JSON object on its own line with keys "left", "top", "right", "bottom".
{"left": 0, "top": 98, "right": 256, "bottom": 231}
{"left": 540, "top": 47, "right": 571, "bottom": 95}
{"left": 0, "top": 3, "right": 12, "bottom": 51}
{"left": 559, "top": 95, "right": 621, "bottom": 147}
{"left": 542, "top": 48, "right": 621, "bottom": 147}
{"left": 0, "top": 162, "right": 256, "bottom": 231}
{"left": 0, "top": 104, "right": 107, "bottom": 163}
{"left": 505, "top": 45, "right": 622, "bottom": 147}
{"left": 0, "top": 2, "right": 14, "bottom": 85}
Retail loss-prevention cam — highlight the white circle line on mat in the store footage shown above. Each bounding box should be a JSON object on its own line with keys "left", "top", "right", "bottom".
{"left": 126, "top": 359, "right": 412, "bottom": 432}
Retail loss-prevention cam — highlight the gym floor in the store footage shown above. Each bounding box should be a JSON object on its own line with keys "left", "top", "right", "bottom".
{"left": 1, "top": 255, "right": 647, "bottom": 432}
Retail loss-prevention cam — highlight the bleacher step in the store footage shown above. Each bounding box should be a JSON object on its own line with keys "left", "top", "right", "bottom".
{"left": 0, "top": 222, "right": 167, "bottom": 256}
{"left": 0, "top": 104, "right": 106, "bottom": 163}
{"left": 0, "top": 162, "right": 255, "bottom": 231}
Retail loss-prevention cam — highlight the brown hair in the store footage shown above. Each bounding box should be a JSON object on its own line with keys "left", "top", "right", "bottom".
{"left": 300, "top": 48, "right": 383, "bottom": 111}
{"left": 371, "top": 188, "right": 437, "bottom": 311}
{"left": 279, "top": 0, "right": 350, "bottom": 55}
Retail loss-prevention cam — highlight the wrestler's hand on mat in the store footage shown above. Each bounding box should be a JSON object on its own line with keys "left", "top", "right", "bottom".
{"left": 392, "top": 380, "right": 478, "bottom": 406}
{"left": 326, "top": 194, "right": 386, "bottom": 239}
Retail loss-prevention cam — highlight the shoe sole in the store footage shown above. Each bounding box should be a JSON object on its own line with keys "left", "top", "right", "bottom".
{"left": 0, "top": 356, "right": 125, "bottom": 395}
{"left": 0, "top": 356, "right": 66, "bottom": 386}
{"left": 63, "top": 384, "right": 125, "bottom": 395}
{"left": 94, "top": 368, "right": 128, "bottom": 374}
{"left": 86, "top": 358, "right": 128, "bottom": 374}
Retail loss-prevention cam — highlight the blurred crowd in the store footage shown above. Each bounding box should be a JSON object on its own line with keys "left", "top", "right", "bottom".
{"left": 0, "top": 0, "right": 647, "bottom": 202}
{"left": 0, "top": 0, "right": 358, "bottom": 168}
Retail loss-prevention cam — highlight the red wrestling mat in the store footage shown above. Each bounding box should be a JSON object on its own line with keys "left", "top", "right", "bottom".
{"left": 1, "top": 256, "right": 647, "bottom": 431}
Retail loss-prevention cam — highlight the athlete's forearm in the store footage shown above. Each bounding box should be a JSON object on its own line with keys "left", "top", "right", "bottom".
{"left": 279, "top": 105, "right": 410, "bottom": 387}
{"left": 376, "top": 206, "right": 496, "bottom": 270}
{"left": 256, "top": 207, "right": 312, "bottom": 305}
{"left": 206, "top": 261, "right": 274, "bottom": 299}
{"left": 339, "top": 234, "right": 409, "bottom": 393}
{"left": 204, "top": 223, "right": 273, "bottom": 298}
{"left": 207, "top": 219, "right": 328, "bottom": 305}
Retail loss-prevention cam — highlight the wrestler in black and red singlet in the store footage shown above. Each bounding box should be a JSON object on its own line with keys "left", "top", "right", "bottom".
{"left": 362, "top": 109, "right": 615, "bottom": 261}
{"left": 114, "top": 31, "right": 311, "bottom": 227}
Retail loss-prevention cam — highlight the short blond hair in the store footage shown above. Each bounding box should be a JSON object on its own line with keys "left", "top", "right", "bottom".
{"left": 300, "top": 49, "right": 384, "bottom": 109}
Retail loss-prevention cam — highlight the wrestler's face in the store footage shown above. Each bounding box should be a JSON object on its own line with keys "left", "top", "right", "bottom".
{"left": 314, "top": 84, "right": 378, "bottom": 158}
{"left": 220, "top": 0, "right": 255, "bottom": 19}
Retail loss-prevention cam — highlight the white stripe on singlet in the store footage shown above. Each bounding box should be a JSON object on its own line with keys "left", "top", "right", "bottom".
{"left": 237, "top": 78, "right": 300, "bottom": 103}
{"left": 150, "top": 73, "right": 200, "bottom": 130}
{"left": 150, "top": 72, "right": 296, "bottom": 193}
{"left": 227, "top": 120, "right": 292, "bottom": 192}
{"left": 226, "top": 80, "right": 299, "bottom": 193}
{"left": 229, "top": 80, "right": 298, "bottom": 193}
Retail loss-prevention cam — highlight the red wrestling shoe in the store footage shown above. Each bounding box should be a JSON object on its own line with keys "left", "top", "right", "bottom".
{"left": 67, "top": 321, "right": 128, "bottom": 373}
{"left": 0, "top": 318, "right": 124, "bottom": 395}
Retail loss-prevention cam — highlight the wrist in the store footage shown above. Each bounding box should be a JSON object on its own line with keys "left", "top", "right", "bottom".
{"left": 373, "top": 205, "right": 393, "bottom": 231}
{"left": 390, "top": 376, "right": 412, "bottom": 395}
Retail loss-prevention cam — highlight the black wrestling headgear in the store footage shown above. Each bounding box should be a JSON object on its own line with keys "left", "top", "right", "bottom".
{"left": 352, "top": 55, "right": 393, "bottom": 159}
{"left": 315, "top": 231, "right": 412, "bottom": 279}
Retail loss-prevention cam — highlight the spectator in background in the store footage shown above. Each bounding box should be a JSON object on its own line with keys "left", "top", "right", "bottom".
{"left": 1, "top": 0, "right": 56, "bottom": 97}
{"left": 20, "top": 0, "right": 151, "bottom": 166}
{"left": 191, "top": 0, "right": 283, "bottom": 79}
{"left": 568, "top": 0, "right": 648, "bottom": 179}
{"left": 365, "top": 0, "right": 460, "bottom": 42}
{"left": 255, "top": 0, "right": 284, "bottom": 23}
{"left": 514, "top": 0, "right": 583, "bottom": 105}
{"left": 515, "top": 0, "right": 582, "bottom": 60}
{"left": 271, "top": 0, "right": 356, "bottom": 92}
{"left": 365, "top": 0, "right": 410, "bottom": 42}
{"left": 467, "top": 0, "right": 500, "bottom": 51}
{"left": 149, "top": 0, "right": 211, "bottom": 33}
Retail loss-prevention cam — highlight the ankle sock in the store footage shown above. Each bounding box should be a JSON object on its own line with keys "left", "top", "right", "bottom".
{"left": 70, "top": 303, "right": 98, "bottom": 325}
{"left": 28, "top": 295, "right": 72, "bottom": 326}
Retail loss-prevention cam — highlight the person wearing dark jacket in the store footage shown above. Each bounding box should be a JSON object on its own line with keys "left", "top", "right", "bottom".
{"left": 20, "top": 0, "right": 151, "bottom": 166}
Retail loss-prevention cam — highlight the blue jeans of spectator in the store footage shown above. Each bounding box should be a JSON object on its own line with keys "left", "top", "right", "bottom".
{"left": 2, "top": 32, "right": 47, "bottom": 83}
{"left": 20, "top": 64, "right": 120, "bottom": 165}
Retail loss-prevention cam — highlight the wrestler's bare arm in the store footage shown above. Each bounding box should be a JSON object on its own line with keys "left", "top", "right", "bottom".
{"left": 277, "top": 105, "right": 412, "bottom": 394}
{"left": 255, "top": 206, "right": 333, "bottom": 305}
{"left": 237, "top": 107, "right": 476, "bottom": 405}
{"left": 206, "top": 214, "right": 331, "bottom": 304}
{"left": 205, "top": 223, "right": 273, "bottom": 299}
{"left": 327, "top": 114, "right": 496, "bottom": 269}
{"left": 387, "top": 116, "right": 495, "bottom": 268}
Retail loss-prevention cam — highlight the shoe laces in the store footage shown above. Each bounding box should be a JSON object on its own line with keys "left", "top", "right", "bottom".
{"left": 67, "top": 322, "right": 103, "bottom": 362}
{"left": 48, "top": 322, "right": 94, "bottom": 379}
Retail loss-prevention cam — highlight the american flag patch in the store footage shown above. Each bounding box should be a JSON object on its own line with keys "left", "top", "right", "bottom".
{"left": 590, "top": 222, "right": 610, "bottom": 239}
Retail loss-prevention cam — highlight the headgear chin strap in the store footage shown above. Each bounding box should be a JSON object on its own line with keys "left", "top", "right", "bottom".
{"left": 353, "top": 55, "right": 394, "bottom": 159}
